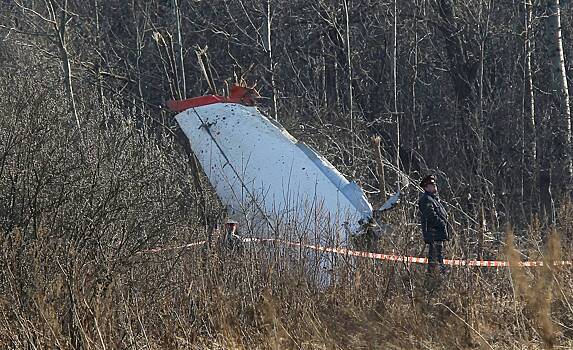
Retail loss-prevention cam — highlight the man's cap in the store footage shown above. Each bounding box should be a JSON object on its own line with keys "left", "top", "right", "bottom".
{"left": 225, "top": 218, "right": 239, "bottom": 225}
{"left": 420, "top": 175, "right": 436, "bottom": 187}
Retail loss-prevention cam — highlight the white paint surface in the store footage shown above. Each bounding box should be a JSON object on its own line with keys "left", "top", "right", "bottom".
{"left": 175, "top": 103, "right": 373, "bottom": 245}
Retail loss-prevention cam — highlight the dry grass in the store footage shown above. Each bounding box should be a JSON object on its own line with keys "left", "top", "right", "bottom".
{"left": 0, "top": 212, "right": 572, "bottom": 349}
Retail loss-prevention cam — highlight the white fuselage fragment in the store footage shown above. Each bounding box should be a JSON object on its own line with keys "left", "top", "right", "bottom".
{"left": 175, "top": 103, "right": 372, "bottom": 245}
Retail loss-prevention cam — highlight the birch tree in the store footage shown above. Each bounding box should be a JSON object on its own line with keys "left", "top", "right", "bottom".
{"left": 546, "top": 0, "right": 572, "bottom": 187}
{"left": 521, "top": 0, "right": 537, "bottom": 211}
{"left": 264, "top": 0, "right": 278, "bottom": 120}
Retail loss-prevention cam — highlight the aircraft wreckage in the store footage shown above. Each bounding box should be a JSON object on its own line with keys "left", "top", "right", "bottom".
{"left": 168, "top": 85, "right": 399, "bottom": 247}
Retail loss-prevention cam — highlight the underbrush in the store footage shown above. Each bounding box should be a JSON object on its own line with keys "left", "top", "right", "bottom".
{"left": 1, "top": 216, "right": 572, "bottom": 349}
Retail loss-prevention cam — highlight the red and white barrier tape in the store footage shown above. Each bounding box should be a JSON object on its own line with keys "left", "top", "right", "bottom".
{"left": 139, "top": 240, "right": 207, "bottom": 254}
{"left": 143, "top": 237, "right": 573, "bottom": 268}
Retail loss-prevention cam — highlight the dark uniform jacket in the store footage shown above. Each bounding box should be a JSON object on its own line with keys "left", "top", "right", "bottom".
{"left": 418, "top": 191, "right": 448, "bottom": 243}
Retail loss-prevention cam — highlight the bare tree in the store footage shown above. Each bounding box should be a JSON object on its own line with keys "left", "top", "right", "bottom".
{"left": 343, "top": 0, "right": 354, "bottom": 161}
{"left": 546, "top": 0, "right": 572, "bottom": 186}
{"left": 173, "top": 0, "right": 187, "bottom": 99}
{"left": 14, "top": 0, "right": 84, "bottom": 145}
{"left": 524, "top": 0, "right": 537, "bottom": 165}
{"left": 264, "top": 0, "right": 278, "bottom": 120}
{"left": 522, "top": 0, "right": 537, "bottom": 212}
{"left": 392, "top": 0, "right": 399, "bottom": 173}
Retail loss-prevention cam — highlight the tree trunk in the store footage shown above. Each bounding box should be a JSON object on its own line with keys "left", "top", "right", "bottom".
{"left": 173, "top": 0, "right": 186, "bottom": 99}
{"left": 392, "top": 0, "right": 400, "bottom": 174}
{"left": 547, "top": 0, "right": 572, "bottom": 188}
{"left": 524, "top": 0, "right": 537, "bottom": 164}
{"left": 47, "top": 0, "right": 83, "bottom": 143}
{"left": 343, "top": 0, "right": 354, "bottom": 162}
{"left": 265, "top": 0, "right": 278, "bottom": 120}
{"left": 522, "top": 0, "right": 537, "bottom": 214}
{"left": 372, "top": 136, "right": 386, "bottom": 204}
{"left": 323, "top": 28, "right": 339, "bottom": 110}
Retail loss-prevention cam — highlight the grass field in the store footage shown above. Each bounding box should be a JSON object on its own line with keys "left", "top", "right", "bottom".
{"left": 1, "top": 206, "right": 571, "bottom": 349}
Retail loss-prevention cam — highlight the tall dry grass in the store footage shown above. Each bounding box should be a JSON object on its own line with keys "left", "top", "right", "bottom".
{"left": 1, "top": 210, "right": 572, "bottom": 349}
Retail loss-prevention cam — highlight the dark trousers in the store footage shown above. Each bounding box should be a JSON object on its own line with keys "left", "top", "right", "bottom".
{"left": 427, "top": 241, "right": 445, "bottom": 273}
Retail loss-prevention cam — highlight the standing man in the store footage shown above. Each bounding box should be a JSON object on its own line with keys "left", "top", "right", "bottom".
{"left": 221, "top": 217, "right": 243, "bottom": 254}
{"left": 418, "top": 175, "right": 449, "bottom": 274}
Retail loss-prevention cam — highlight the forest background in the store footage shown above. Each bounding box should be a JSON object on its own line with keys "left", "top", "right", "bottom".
{"left": 1, "top": 0, "right": 573, "bottom": 348}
